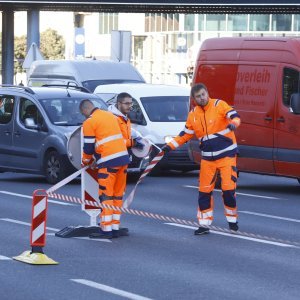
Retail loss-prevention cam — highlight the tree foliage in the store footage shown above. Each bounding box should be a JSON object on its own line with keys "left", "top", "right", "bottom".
{"left": 14, "top": 28, "right": 65, "bottom": 74}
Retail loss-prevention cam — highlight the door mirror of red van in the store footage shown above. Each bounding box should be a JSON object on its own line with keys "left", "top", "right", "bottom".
{"left": 290, "top": 93, "right": 300, "bottom": 115}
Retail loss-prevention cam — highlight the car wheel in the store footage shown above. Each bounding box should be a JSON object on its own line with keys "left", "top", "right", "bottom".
{"left": 44, "top": 151, "right": 67, "bottom": 184}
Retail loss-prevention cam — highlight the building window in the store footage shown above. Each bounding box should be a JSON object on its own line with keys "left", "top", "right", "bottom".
{"left": 228, "top": 15, "right": 248, "bottom": 31}
{"left": 206, "top": 14, "right": 226, "bottom": 31}
{"left": 198, "top": 14, "right": 205, "bottom": 31}
{"left": 249, "top": 15, "right": 270, "bottom": 31}
{"left": 272, "top": 15, "right": 292, "bottom": 31}
{"left": 294, "top": 15, "right": 300, "bottom": 31}
{"left": 184, "top": 14, "right": 195, "bottom": 31}
{"left": 99, "top": 13, "right": 118, "bottom": 34}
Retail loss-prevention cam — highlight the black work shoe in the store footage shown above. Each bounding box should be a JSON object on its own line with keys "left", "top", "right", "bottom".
{"left": 228, "top": 222, "right": 239, "bottom": 231}
{"left": 89, "top": 230, "right": 112, "bottom": 239}
{"left": 112, "top": 227, "right": 129, "bottom": 238}
{"left": 194, "top": 226, "right": 210, "bottom": 235}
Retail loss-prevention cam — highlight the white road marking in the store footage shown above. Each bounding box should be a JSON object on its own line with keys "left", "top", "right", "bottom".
{"left": 0, "top": 190, "right": 75, "bottom": 206}
{"left": 0, "top": 255, "right": 12, "bottom": 260}
{"left": 239, "top": 211, "right": 300, "bottom": 223}
{"left": 183, "top": 185, "right": 280, "bottom": 199}
{"left": 165, "top": 223, "right": 299, "bottom": 249}
{"left": 0, "top": 218, "right": 111, "bottom": 243}
{"left": 71, "top": 279, "right": 153, "bottom": 300}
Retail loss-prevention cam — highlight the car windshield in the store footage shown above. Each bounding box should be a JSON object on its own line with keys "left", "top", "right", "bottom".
{"left": 141, "top": 96, "right": 189, "bottom": 122}
{"left": 39, "top": 97, "right": 107, "bottom": 126}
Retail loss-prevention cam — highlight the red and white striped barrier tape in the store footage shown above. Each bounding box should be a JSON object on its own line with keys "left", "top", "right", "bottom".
{"left": 123, "top": 151, "right": 165, "bottom": 208}
{"left": 46, "top": 190, "right": 300, "bottom": 247}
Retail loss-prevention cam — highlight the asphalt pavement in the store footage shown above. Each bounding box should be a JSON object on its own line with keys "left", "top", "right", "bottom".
{"left": 0, "top": 170, "right": 300, "bottom": 300}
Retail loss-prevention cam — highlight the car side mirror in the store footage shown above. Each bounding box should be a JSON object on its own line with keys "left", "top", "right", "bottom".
{"left": 290, "top": 93, "right": 300, "bottom": 114}
{"left": 24, "top": 117, "right": 39, "bottom": 130}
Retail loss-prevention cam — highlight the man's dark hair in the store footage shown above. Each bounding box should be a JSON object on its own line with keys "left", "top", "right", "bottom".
{"left": 191, "top": 83, "right": 208, "bottom": 98}
{"left": 79, "top": 99, "right": 94, "bottom": 111}
{"left": 117, "top": 92, "right": 132, "bottom": 103}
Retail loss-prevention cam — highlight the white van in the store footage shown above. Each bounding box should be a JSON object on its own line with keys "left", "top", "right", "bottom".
{"left": 94, "top": 83, "right": 198, "bottom": 173}
{"left": 27, "top": 59, "right": 145, "bottom": 92}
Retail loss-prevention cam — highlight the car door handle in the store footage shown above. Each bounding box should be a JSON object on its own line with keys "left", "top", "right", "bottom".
{"left": 4, "top": 130, "right": 11, "bottom": 135}
{"left": 277, "top": 117, "right": 285, "bottom": 123}
{"left": 264, "top": 116, "right": 272, "bottom": 121}
{"left": 14, "top": 131, "right": 21, "bottom": 137}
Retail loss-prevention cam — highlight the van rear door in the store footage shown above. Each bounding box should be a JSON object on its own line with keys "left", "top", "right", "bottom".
{"left": 274, "top": 66, "right": 300, "bottom": 178}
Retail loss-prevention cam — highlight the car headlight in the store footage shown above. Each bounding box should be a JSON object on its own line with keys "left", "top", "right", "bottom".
{"left": 164, "top": 135, "right": 174, "bottom": 143}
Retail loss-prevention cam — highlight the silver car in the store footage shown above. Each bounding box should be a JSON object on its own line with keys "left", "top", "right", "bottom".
{"left": 0, "top": 85, "right": 107, "bottom": 183}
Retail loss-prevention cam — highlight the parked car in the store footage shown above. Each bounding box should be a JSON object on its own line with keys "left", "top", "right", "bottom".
{"left": 94, "top": 83, "right": 198, "bottom": 174}
{"left": 27, "top": 59, "right": 145, "bottom": 92}
{"left": 190, "top": 37, "right": 300, "bottom": 183}
{"left": 0, "top": 84, "right": 107, "bottom": 184}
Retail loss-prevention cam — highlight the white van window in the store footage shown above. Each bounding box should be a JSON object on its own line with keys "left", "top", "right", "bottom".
{"left": 283, "top": 68, "right": 299, "bottom": 107}
{"left": 141, "top": 96, "right": 189, "bottom": 122}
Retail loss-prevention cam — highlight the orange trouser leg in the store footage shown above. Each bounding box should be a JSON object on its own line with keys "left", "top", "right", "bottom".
{"left": 98, "top": 167, "right": 118, "bottom": 232}
{"left": 218, "top": 156, "right": 238, "bottom": 223}
{"left": 198, "top": 159, "right": 217, "bottom": 226}
{"left": 111, "top": 166, "right": 127, "bottom": 230}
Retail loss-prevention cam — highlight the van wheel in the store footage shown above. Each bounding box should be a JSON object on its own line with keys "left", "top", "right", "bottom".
{"left": 44, "top": 151, "right": 67, "bottom": 184}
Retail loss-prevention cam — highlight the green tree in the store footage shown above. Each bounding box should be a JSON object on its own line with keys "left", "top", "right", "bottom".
{"left": 40, "top": 28, "right": 65, "bottom": 60}
{"left": 13, "top": 28, "right": 65, "bottom": 74}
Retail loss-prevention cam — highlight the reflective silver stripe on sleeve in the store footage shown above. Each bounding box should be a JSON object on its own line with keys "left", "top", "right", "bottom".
{"left": 170, "top": 140, "right": 179, "bottom": 148}
{"left": 84, "top": 137, "right": 95, "bottom": 143}
{"left": 201, "top": 143, "right": 237, "bottom": 157}
{"left": 200, "top": 128, "right": 231, "bottom": 142}
{"left": 96, "top": 150, "right": 128, "bottom": 164}
{"left": 95, "top": 134, "right": 123, "bottom": 147}
{"left": 227, "top": 110, "right": 238, "bottom": 118}
{"left": 184, "top": 128, "right": 194, "bottom": 134}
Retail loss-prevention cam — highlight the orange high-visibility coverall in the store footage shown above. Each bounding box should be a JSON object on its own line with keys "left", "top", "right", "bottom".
{"left": 108, "top": 104, "right": 134, "bottom": 148}
{"left": 167, "top": 98, "right": 241, "bottom": 226}
{"left": 82, "top": 108, "right": 130, "bottom": 232}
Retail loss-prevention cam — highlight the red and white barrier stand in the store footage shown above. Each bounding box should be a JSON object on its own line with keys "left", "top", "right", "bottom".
{"left": 13, "top": 189, "right": 58, "bottom": 265}
{"left": 81, "top": 167, "right": 101, "bottom": 226}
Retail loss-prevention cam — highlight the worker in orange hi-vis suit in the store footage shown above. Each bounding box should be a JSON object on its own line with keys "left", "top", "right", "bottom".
{"left": 108, "top": 92, "right": 144, "bottom": 152}
{"left": 161, "top": 83, "right": 241, "bottom": 235}
{"left": 80, "top": 99, "right": 130, "bottom": 239}
{"left": 107, "top": 92, "right": 144, "bottom": 236}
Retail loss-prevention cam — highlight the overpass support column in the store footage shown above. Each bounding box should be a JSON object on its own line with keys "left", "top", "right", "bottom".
{"left": 2, "top": 10, "right": 14, "bottom": 84}
{"left": 27, "top": 10, "right": 40, "bottom": 50}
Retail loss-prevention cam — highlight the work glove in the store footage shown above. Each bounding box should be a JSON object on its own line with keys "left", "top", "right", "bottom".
{"left": 81, "top": 157, "right": 96, "bottom": 169}
{"left": 161, "top": 144, "right": 172, "bottom": 153}
{"left": 227, "top": 123, "right": 237, "bottom": 131}
{"left": 133, "top": 137, "right": 144, "bottom": 150}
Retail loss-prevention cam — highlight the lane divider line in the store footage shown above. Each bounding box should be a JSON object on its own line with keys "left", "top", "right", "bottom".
{"left": 183, "top": 185, "right": 281, "bottom": 200}
{"left": 70, "top": 279, "right": 153, "bottom": 300}
{"left": 239, "top": 211, "right": 300, "bottom": 223}
{"left": 0, "top": 218, "right": 111, "bottom": 243}
{"left": 165, "top": 223, "right": 299, "bottom": 249}
{"left": 0, "top": 255, "right": 12, "bottom": 260}
{"left": 0, "top": 191, "right": 75, "bottom": 206}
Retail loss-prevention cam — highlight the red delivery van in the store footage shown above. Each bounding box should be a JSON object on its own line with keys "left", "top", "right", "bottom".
{"left": 189, "top": 37, "right": 300, "bottom": 183}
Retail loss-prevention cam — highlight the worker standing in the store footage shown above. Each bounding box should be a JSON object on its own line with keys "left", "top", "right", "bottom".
{"left": 108, "top": 92, "right": 144, "bottom": 154}
{"left": 80, "top": 99, "right": 130, "bottom": 239}
{"left": 107, "top": 92, "right": 144, "bottom": 235}
{"left": 162, "top": 83, "right": 241, "bottom": 235}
